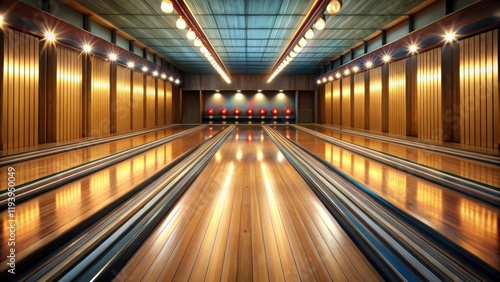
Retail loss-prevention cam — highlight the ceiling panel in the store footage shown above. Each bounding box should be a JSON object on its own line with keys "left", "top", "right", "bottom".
{"left": 75, "top": 0, "right": 429, "bottom": 75}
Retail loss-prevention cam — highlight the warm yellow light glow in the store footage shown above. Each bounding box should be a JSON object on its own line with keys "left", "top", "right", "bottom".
{"left": 152, "top": 70, "right": 159, "bottom": 76}
{"left": 175, "top": 78, "right": 180, "bottom": 84}
{"left": 176, "top": 16, "right": 186, "bottom": 29}
{"left": 161, "top": 0, "right": 174, "bottom": 13}
{"left": 326, "top": 0, "right": 342, "bottom": 15}
{"left": 236, "top": 150, "right": 243, "bottom": 160}
{"left": 409, "top": 44, "right": 418, "bottom": 53}
{"left": 344, "top": 69, "right": 350, "bottom": 75}
{"left": 108, "top": 53, "right": 118, "bottom": 61}
{"left": 322, "top": 77, "right": 327, "bottom": 83}
{"left": 290, "top": 50, "right": 297, "bottom": 58}
{"left": 82, "top": 44, "right": 92, "bottom": 53}
{"left": 317, "top": 79, "right": 321, "bottom": 84}
{"left": 382, "top": 54, "right": 391, "bottom": 63}
{"left": 0, "top": 15, "right": 4, "bottom": 27}
{"left": 328, "top": 75, "right": 333, "bottom": 81}
{"left": 352, "top": 66, "right": 359, "bottom": 72}
{"left": 335, "top": 72, "right": 341, "bottom": 78}
{"left": 44, "top": 31, "right": 56, "bottom": 42}
{"left": 194, "top": 37, "right": 202, "bottom": 47}
{"left": 365, "top": 61, "right": 373, "bottom": 68}
{"left": 161, "top": 73, "right": 167, "bottom": 79}
{"left": 304, "top": 28, "right": 314, "bottom": 39}
{"left": 187, "top": 29, "right": 196, "bottom": 40}
{"left": 298, "top": 37, "right": 307, "bottom": 47}
{"left": 293, "top": 44, "right": 302, "bottom": 53}
{"left": 169, "top": 76, "right": 174, "bottom": 81}
{"left": 315, "top": 16, "right": 326, "bottom": 31}
{"left": 444, "top": 31, "right": 456, "bottom": 42}
{"left": 142, "top": 66, "right": 148, "bottom": 72}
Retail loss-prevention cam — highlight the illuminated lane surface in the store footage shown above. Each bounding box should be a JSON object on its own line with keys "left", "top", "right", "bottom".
{"left": 117, "top": 125, "right": 381, "bottom": 281}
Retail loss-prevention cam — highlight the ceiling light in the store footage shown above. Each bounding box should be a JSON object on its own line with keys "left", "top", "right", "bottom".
{"left": 44, "top": 31, "right": 56, "bottom": 42}
{"left": 317, "top": 79, "right": 321, "bottom": 84}
{"left": 352, "top": 66, "right": 359, "bottom": 72}
{"left": 187, "top": 29, "right": 196, "bottom": 40}
{"left": 194, "top": 37, "right": 202, "bottom": 47}
{"left": 153, "top": 70, "right": 159, "bottom": 76}
{"left": 304, "top": 28, "right": 314, "bottom": 40}
{"left": 169, "top": 76, "right": 174, "bottom": 81}
{"left": 298, "top": 37, "right": 307, "bottom": 47}
{"left": 82, "top": 44, "right": 92, "bottom": 53}
{"left": 328, "top": 76, "right": 333, "bottom": 81}
{"left": 200, "top": 45, "right": 208, "bottom": 53}
{"left": 444, "top": 31, "right": 456, "bottom": 42}
{"left": 142, "top": 66, "right": 148, "bottom": 72}
{"left": 290, "top": 51, "right": 297, "bottom": 57}
{"left": 365, "top": 61, "right": 373, "bottom": 68}
{"left": 322, "top": 77, "right": 327, "bottom": 83}
{"left": 127, "top": 61, "right": 135, "bottom": 68}
{"left": 293, "top": 45, "right": 302, "bottom": 53}
{"left": 408, "top": 44, "right": 418, "bottom": 53}
{"left": 335, "top": 72, "right": 341, "bottom": 78}
{"left": 161, "top": 73, "right": 166, "bottom": 79}
{"left": 176, "top": 16, "right": 186, "bottom": 29}
{"left": 382, "top": 54, "right": 391, "bottom": 63}
{"left": 108, "top": 53, "right": 117, "bottom": 61}
{"left": 161, "top": 0, "right": 174, "bottom": 13}
{"left": 315, "top": 15, "right": 326, "bottom": 31}
{"left": 0, "top": 15, "right": 4, "bottom": 27}
{"left": 344, "top": 69, "right": 350, "bottom": 75}
{"left": 326, "top": 0, "right": 343, "bottom": 15}
{"left": 175, "top": 78, "right": 180, "bottom": 84}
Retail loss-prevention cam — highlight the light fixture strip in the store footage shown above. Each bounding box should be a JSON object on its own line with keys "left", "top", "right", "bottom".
{"left": 171, "top": 0, "right": 232, "bottom": 82}
{"left": 266, "top": 0, "right": 330, "bottom": 82}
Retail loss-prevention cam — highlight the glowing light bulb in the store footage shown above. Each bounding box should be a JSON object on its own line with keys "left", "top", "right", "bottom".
{"left": 315, "top": 16, "right": 326, "bottom": 31}
{"left": 161, "top": 0, "right": 173, "bottom": 13}
{"left": 187, "top": 29, "right": 196, "bottom": 40}
{"left": 176, "top": 17, "right": 186, "bottom": 29}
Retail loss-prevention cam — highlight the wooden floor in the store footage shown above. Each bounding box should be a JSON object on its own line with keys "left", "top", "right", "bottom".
{"left": 277, "top": 125, "right": 499, "bottom": 270}
{"left": 116, "top": 126, "right": 382, "bottom": 281}
{"left": 0, "top": 127, "right": 219, "bottom": 268}
{"left": 0, "top": 125, "right": 197, "bottom": 190}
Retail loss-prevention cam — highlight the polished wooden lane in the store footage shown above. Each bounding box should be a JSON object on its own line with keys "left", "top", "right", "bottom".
{"left": 117, "top": 126, "right": 382, "bottom": 281}
{"left": 0, "top": 127, "right": 220, "bottom": 270}
{"left": 0, "top": 125, "right": 197, "bottom": 190}
{"left": 276, "top": 126, "right": 499, "bottom": 270}
{"left": 299, "top": 124, "right": 500, "bottom": 188}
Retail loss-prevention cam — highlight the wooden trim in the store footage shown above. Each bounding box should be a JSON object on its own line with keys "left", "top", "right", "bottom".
{"left": 364, "top": 71, "right": 370, "bottom": 130}
{"left": 110, "top": 61, "right": 117, "bottom": 133}
{"left": 38, "top": 41, "right": 57, "bottom": 144}
{"left": 381, "top": 64, "right": 389, "bottom": 133}
{"left": 82, "top": 54, "right": 91, "bottom": 137}
{"left": 0, "top": 29, "right": 4, "bottom": 150}
{"left": 441, "top": 42, "right": 460, "bottom": 143}
{"left": 350, "top": 75, "right": 355, "bottom": 127}
{"left": 406, "top": 55, "right": 418, "bottom": 137}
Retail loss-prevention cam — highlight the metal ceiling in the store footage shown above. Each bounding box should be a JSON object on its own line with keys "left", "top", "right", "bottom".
{"left": 73, "top": 0, "right": 429, "bottom": 75}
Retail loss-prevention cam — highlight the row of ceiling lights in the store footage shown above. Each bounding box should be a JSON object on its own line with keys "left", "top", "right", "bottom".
{"left": 0, "top": 15, "right": 181, "bottom": 84}
{"left": 161, "top": 0, "right": 231, "bottom": 83}
{"left": 267, "top": 0, "right": 343, "bottom": 83}
{"left": 316, "top": 31, "right": 457, "bottom": 84}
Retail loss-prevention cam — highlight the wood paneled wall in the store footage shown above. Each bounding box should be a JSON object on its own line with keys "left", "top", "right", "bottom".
{"left": 417, "top": 48, "right": 442, "bottom": 141}
{"left": 56, "top": 46, "right": 82, "bottom": 141}
{"left": 165, "top": 82, "right": 173, "bottom": 125}
{"left": 353, "top": 73, "right": 365, "bottom": 129}
{"left": 332, "top": 80, "right": 341, "bottom": 125}
{"left": 116, "top": 65, "right": 132, "bottom": 133}
{"left": 157, "top": 80, "right": 165, "bottom": 126}
{"left": 324, "top": 82, "right": 332, "bottom": 124}
{"left": 145, "top": 76, "right": 156, "bottom": 128}
{"left": 459, "top": 30, "right": 499, "bottom": 149}
{"left": 369, "top": 67, "right": 383, "bottom": 132}
{"left": 90, "top": 57, "right": 110, "bottom": 137}
{"left": 0, "top": 28, "right": 179, "bottom": 150}
{"left": 1, "top": 29, "right": 39, "bottom": 150}
{"left": 341, "top": 77, "right": 351, "bottom": 127}
{"left": 132, "top": 70, "right": 144, "bottom": 130}
{"left": 388, "top": 59, "right": 406, "bottom": 136}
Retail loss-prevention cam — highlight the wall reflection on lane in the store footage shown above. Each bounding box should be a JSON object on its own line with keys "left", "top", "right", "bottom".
{"left": 278, "top": 126, "right": 499, "bottom": 269}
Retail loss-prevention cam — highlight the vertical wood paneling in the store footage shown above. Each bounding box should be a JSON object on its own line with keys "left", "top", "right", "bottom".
{"left": 1, "top": 29, "right": 39, "bottom": 150}
{"left": 388, "top": 59, "right": 406, "bottom": 136}
{"left": 56, "top": 46, "right": 82, "bottom": 142}
{"left": 90, "top": 57, "right": 110, "bottom": 137}
{"left": 157, "top": 79, "right": 165, "bottom": 126}
{"left": 460, "top": 30, "right": 499, "bottom": 149}
{"left": 353, "top": 73, "right": 365, "bottom": 129}
{"left": 145, "top": 76, "right": 156, "bottom": 128}
{"left": 332, "top": 80, "right": 341, "bottom": 125}
{"left": 369, "top": 67, "right": 382, "bottom": 132}
{"left": 324, "top": 82, "right": 332, "bottom": 124}
{"left": 417, "top": 48, "right": 442, "bottom": 141}
{"left": 132, "top": 70, "right": 144, "bottom": 129}
{"left": 116, "top": 65, "right": 132, "bottom": 133}
{"left": 341, "top": 77, "right": 351, "bottom": 127}
{"left": 165, "top": 82, "right": 172, "bottom": 125}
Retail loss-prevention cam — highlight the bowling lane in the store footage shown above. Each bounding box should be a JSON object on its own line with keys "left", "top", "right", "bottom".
{"left": 117, "top": 125, "right": 382, "bottom": 281}
{"left": 299, "top": 124, "right": 500, "bottom": 188}
{"left": 0, "top": 126, "right": 221, "bottom": 269}
{"left": 0, "top": 125, "right": 198, "bottom": 190}
{"left": 277, "top": 126, "right": 499, "bottom": 270}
